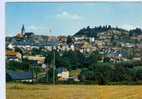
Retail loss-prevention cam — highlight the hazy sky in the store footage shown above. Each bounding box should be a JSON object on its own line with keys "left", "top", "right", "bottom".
{"left": 6, "top": 2, "right": 142, "bottom": 36}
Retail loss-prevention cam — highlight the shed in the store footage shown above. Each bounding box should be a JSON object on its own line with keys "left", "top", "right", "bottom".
{"left": 6, "top": 70, "right": 33, "bottom": 81}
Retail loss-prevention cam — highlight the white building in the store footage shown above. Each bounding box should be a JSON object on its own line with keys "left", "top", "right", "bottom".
{"left": 57, "top": 69, "right": 69, "bottom": 81}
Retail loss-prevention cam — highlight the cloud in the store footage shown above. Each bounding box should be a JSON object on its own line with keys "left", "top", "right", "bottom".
{"left": 27, "top": 25, "right": 48, "bottom": 32}
{"left": 29, "top": 25, "right": 38, "bottom": 31}
{"left": 56, "top": 11, "right": 83, "bottom": 20}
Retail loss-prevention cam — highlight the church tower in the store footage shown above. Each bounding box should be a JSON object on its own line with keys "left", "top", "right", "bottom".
{"left": 21, "top": 24, "right": 25, "bottom": 35}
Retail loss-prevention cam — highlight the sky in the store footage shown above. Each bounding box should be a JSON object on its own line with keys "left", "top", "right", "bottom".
{"left": 6, "top": 2, "right": 142, "bottom": 36}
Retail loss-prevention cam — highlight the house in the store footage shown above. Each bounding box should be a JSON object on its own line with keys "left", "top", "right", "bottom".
{"left": 131, "top": 35, "right": 142, "bottom": 41}
{"left": 6, "top": 70, "right": 33, "bottom": 82}
{"left": 81, "top": 42, "right": 92, "bottom": 52}
{"left": 89, "top": 37, "right": 95, "bottom": 42}
{"left": 7, "top": 43, "right": 15, "bottom": 50}
{"left": 74, "top": 36, "right": 86, "bottom": 41}
{"left": 95, "top": 40, "right": 105, "bottom": 49}
{"left": 23, "top": 55, "right": 45, "bottom": 64}
{"left": 132, "top": 57, "right": 141, "bottom": 61}
{"left": 44, "top": 40, "right": 60, "bottom": 51}
{"left": 16, "top": 33, "right": 24, "bottom": 39}
{"left": 57, "top": 67, "right": 69, "bottom": 81}
{"left": 57, "top": 36, "right": 67, "bottom": 43}
{"left": 6, "top": 50, "right": 22, "bottom": 61}
{"left": 47, "top": 36, "right": 57, "bottom": 41}
{"left": 24, "top": 32, "right": 34, "bottom": 38}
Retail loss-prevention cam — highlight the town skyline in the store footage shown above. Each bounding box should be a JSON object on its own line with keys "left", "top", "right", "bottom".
{"left": 6, "top": 2, "right": 142, "bottom": 36}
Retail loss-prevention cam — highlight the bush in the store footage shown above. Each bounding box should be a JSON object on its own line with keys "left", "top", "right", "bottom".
{"left": 94, "top": 63, "right": 114, "bottom": 84}
{"left": 134, "top": 66, "right": 142, "bottom": 80}
{"left": 6, "top": 61, "right": 30, "bottom": 71}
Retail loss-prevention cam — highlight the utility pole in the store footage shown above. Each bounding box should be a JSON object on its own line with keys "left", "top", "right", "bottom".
{"left": 53, "top": 49, "right": 56, "bottom": 84}
{"left": 35, "top": 64, "right": 38, "bottom": 82}
{"left": 32, "top": 60, "right": 38, "bottom": 83}
{"left": 49, "top": 28, "right": 56, "bottom": 84}
{"left": 32, "top": 61, "right": 34, "bottom": 83}
{"left": 46, "top": 40, "right": 48, "bottom": 82}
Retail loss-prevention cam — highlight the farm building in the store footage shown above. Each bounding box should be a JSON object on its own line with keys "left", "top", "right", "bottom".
{"left": 57, "top": 67, "right": 69, "bottom": 81}
{"left": 6, "top": 70, "right": 33, "bottom": 82}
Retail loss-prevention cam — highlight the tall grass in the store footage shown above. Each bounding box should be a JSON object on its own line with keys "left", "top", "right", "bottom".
{"left": 7, "top": 83, "right": 142, "bottom": 99}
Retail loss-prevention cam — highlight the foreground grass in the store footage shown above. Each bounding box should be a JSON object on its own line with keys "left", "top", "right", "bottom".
{"left": 7, "top": 83, "right": 142, "bottom": 99}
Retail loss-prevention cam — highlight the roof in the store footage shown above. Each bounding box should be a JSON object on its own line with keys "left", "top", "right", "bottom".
{"left": 24, "top": 55, "right": 45, "bottom": 61}
{"left": 7, "top": 70, "right": 33, "bottom": 80}
{"left": 46, "top": 40, "right": 60, "bottom": 46}
{"left": 6, "top": 51, "right": 17, "bottom": 56}
{"left": 57, "top": 67, "right": 67, "bottom": 73}
{"left": 24, "top": 32, "right": 34, "bottom": 36}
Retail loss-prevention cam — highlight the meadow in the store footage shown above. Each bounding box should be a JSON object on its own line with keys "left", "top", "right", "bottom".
{"left": 7, "top": 83, "right": 142, "bottom": 99}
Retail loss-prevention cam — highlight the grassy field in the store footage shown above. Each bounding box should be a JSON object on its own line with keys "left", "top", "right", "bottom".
{"left": 6, "top": 83, "right": 142, "bottom": 99}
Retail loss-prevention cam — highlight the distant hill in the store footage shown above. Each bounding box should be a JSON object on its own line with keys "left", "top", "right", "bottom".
{"left": 129, "top": 28, "right": 142, "bottom": 36}
{"left": 74, "top": 25, "right": 142, "bottom": 37}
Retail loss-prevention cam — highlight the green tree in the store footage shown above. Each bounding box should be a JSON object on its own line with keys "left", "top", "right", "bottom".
{"left": 80, "top": 68, "right": 95, "bottom": 81}
{"left": 6, "top": 60, "right": 30, "bottom": 71}
{"left": 134, "top": 66, "right": 142, "bottom": 81}
{"left": 14, "top": 47, "right": 23, "bottom": 59}
{"left": 66, "top": 36, "right": 73, "bottom": 47}
{"left": 94, "top": 63, "right": 113, "bottom": 84}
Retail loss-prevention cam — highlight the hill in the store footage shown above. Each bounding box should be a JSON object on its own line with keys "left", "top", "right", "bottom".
{"left": 74, "top": 25, "right": 142, "bottom": 38}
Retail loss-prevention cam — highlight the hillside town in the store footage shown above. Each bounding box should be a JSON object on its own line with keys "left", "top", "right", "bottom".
{"left": 6, "top": 25, "right": 142, "bottom": 84}
{"left": 5, "top": 2, "right": 142, "bottom": 99}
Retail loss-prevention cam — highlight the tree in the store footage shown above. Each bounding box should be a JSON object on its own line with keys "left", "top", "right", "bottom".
{"left": 14, "top": 47, "right": 23, "bottom": 59}
{"left": 6, "top": 60, "right": 30, "bottom": 71}
{"left": 32, "top": 48, "right": 40, "bottom": 55}
{"left": 66, "top": 36, "right": 73, "bottom": 47}
{"left": 55, "top": 52, "right": 70, "bottom": 68}
{"left": 47, "top": 67, "right": 58, "bottom": 83}
{"left": 86, "top": 51, "right": 102, "bottom": 67}
{"left": 108, "top": 25, "right": 111, "bottom": 29}
{"left": 6, "top": 73, "right": 12, "bottom": 82}
{"left": 94, "top": 63, "right": 113, "bottom": 84}
{"left": 129, "top": 28, "right": 142, "bottom": 36}
{"left": 80, "top": 68, "right": 95, "bottom": 81}
{"left": 134, "top": 66, "right": 142, "bottom": 81}
{"left": 44, "top": 51, "right": 53, "bottom": 64}
{"left": 103, "top": 57, "right": 111, "bottom": 62}
{"left": 74, "top": 25, "right": 128, "bottom": 37}
{"left": 112, "top": 63, "right": 129, "bottom": 82}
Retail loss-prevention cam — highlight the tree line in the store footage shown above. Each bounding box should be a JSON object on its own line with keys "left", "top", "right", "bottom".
{"left": 74, "top": 25, "right": 142, "bottom": 37}
{"left": 6, "top": 49, "right": 142, "bottom": 84}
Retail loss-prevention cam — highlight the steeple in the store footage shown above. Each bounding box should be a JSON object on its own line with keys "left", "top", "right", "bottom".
{"left": 21, "top": 24, "right": 25, "bottom": 35}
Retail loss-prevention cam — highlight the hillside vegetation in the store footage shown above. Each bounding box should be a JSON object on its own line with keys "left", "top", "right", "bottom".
{"left": 74, "top": 25, "right": 142, "bottom": 37}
